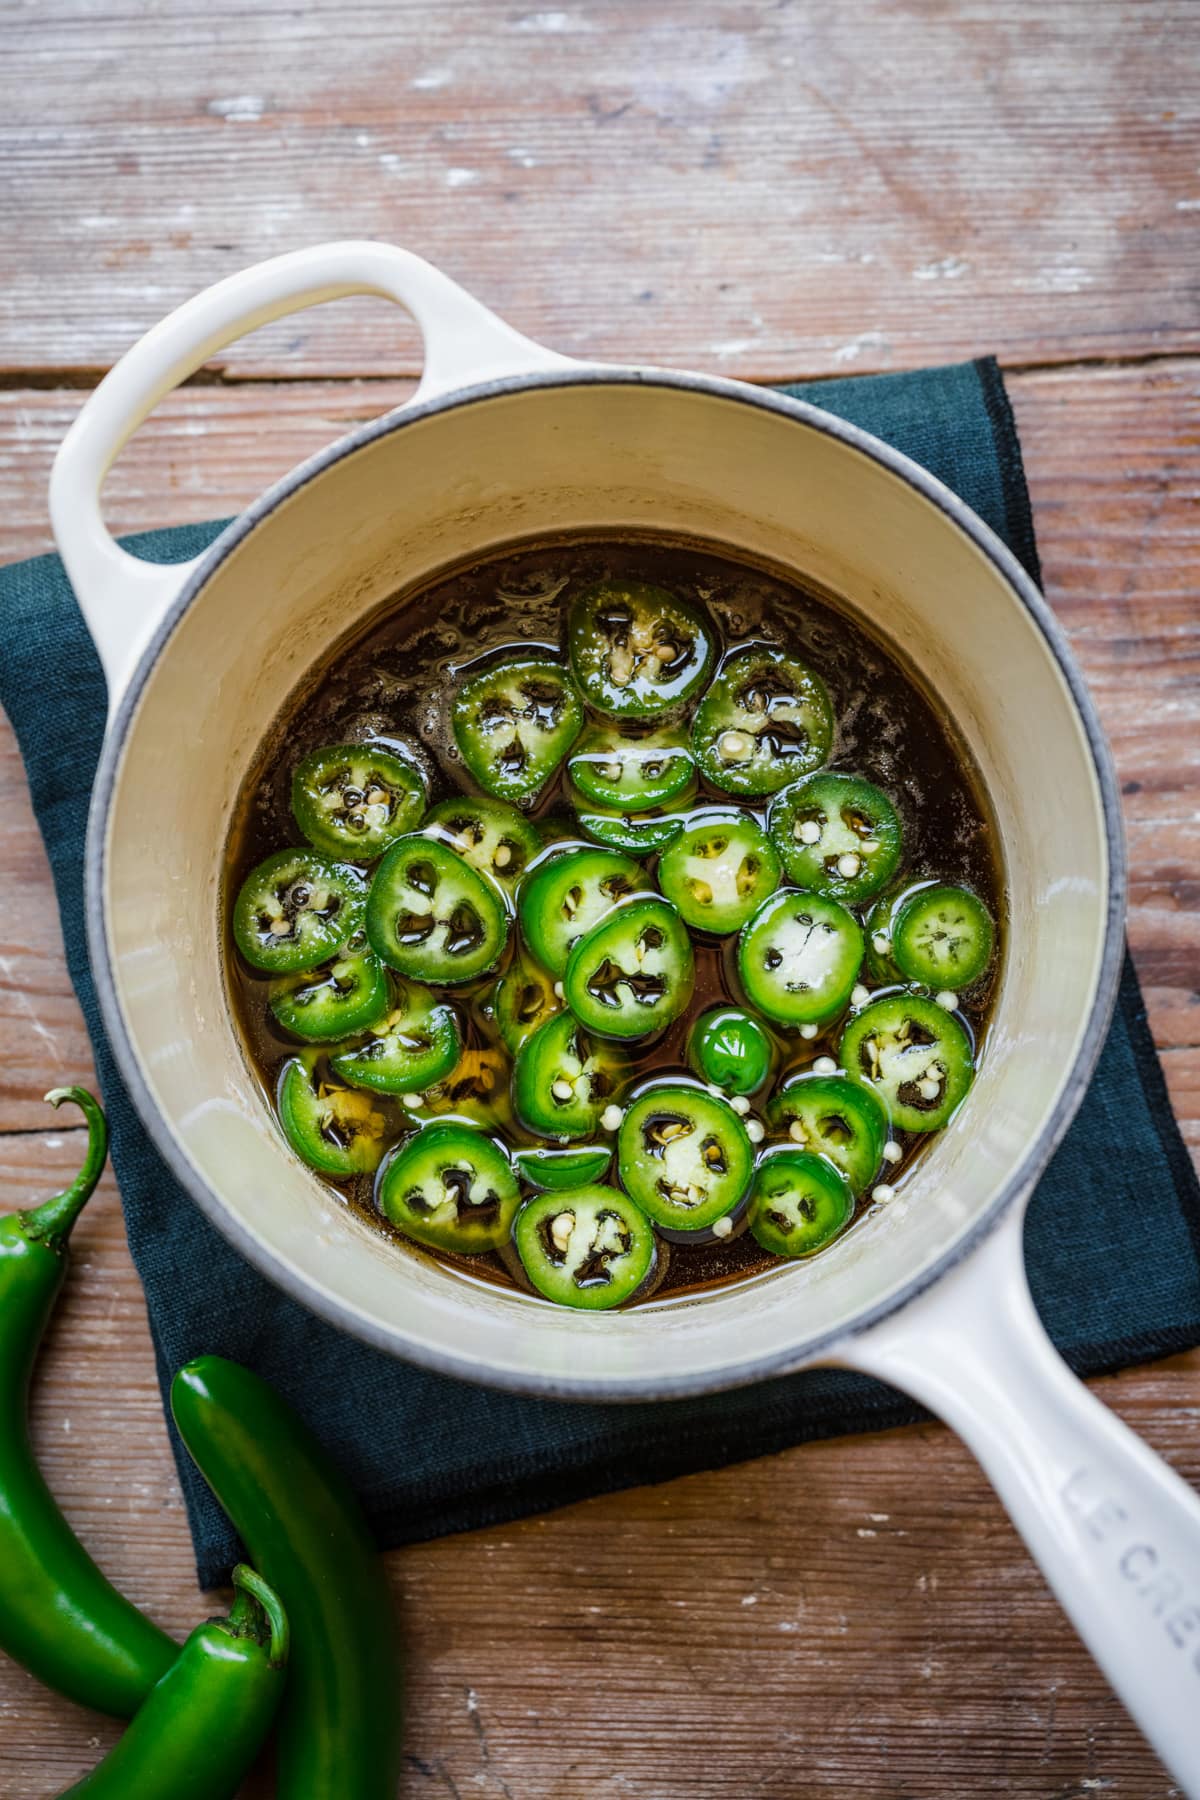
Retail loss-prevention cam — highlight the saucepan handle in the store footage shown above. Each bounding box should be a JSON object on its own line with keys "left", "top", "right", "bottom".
{"left": 839, "top": 1202, "right": 1200, "bottom": 1791}
{"left": 48, "top": 241, "right": 573, "bottom": 717}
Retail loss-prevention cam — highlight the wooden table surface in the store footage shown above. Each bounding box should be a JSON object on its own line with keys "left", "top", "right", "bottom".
{"left": 1, "top": 3, "right": 1197, "bottom": 1794}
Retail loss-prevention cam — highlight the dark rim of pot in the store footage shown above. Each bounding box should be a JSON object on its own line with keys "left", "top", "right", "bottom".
{"left": 84, "top": 367, "right": 1127, "bottom": 1401}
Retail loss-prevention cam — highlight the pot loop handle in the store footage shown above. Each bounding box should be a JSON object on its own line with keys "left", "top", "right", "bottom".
{"left": 48, "top": 241, "right": 573, "bottom": 717}
{"left": 839, "top": 1201, "right": 1200, "bottom": 1793}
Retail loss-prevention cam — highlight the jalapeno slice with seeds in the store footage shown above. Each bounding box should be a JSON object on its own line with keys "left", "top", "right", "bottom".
{"left": 376, "top": 1123, "right": 520, "bottom": 1254}
{"left": 617, "top": 1084, "right": 753, "bottom": 1233}
{"left": 567, "top": 580, "right": 715, "bottom": 719}
{"left": 658, "top": 807, "right": 782, "bottom": 934}
{"left": 748, "top": 1149, "right": 854, "bottom": 1258}
{"left": 687, "top": 1005, "right": 776, "bottom": 1096}
{"left": 514, "top": 1186, "right": 656, "bottom": 1309}
{"left": 330, "top": 980, "right": 462, "bottom": 1093}
{"left": 839, "top": 992, "right": 974, "bottom": 1132}
{"left": 366, "top": 836, "right": 508, "bottom": 984}
{"left": 564, "top": 896, "right": 695, "bottom": 1040}
{"left": 490, "top": 938, "right": 562, "bottom": 1055}
{"left": 767, "top": 770, "right": 901, "bottom": 903}
{"left": 512, "top": 1144, "right": 613, "bottom": 1190}
{"left": 422, "top": 796, "right": 542, "bottom": 894}
{"left": 575, "top": 810, "right": 688, "bottom": 855}
{"left": 512, "top": 1012, "right": 629, "bottom": 1140}
{"left": 401, "top": 1042, "right": 514, "bottom": 1131}
{"left": 277, "top": 1053, "right": 397, "bottom": 1176}
{"left": 737, "top": 889, "right": 863, "bottom": 1027}
{"left": 452, "top": 656, "right": 583, "bottom": 803}
{"left": 268, "top": 942, "right": 388, "bottom": 1042}
{"left": 891, "top": 883, "right": 995, "bottom": 989}
{"left": 691, "top": 647, "right": 834, "bottom": 796}
{"left": 291, "top": 743, "right": 426, "bottom": 861}
{"left": 566, "top": 725, "right": 696, "bottom": 814}
{"left": 518, "top": 846, "right": 644, "bottom": 975}
{"left": 234, "top": 850, "right": 367, "bottom": 974}
{"left": 765, "top": 1072, "right": 887, "bottom": 1195}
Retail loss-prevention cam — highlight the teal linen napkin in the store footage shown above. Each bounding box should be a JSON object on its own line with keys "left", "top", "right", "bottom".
{"left": 3, "top": 359, "right": 1198, "bottom": 1589}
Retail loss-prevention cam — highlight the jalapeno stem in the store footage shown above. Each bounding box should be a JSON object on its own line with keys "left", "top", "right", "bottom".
{"left": 229, "top": 1564, "right": 291, "bottom": 1669}
{"left": 21, "top": 1088, "right": 109, "bottom": 1248}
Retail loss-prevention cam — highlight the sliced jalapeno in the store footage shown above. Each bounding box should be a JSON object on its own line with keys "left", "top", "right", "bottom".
{"left": 617, "top": 1083, "right": 753, "bottom": 1233}
{"left": 491, "top": 938, "right": 562, "bottom": 1055}
{"left": 452, "top": 656, "right": 583, "bottom": 803}
{"left": 765, "top": 1072, "right": 887, "bottom": 1195}
{"left": 291, "top": 742, "right": 426, "bottom": 861}
{"left": 691, "top": 647, "right": 834, "bottom": 796}
{"left": 737, "top": 889, "right": 863, "bottom": 1026}
{"left": 767, "top": 771, "right": 901, "bottom": 903}
{"left": 401, "top": 1043, "right": 513, "bottom": 1131}
{"left": 657, "top": 807, "right": 782, "bottom": 934}
{"left": 330, "top": 981, "right": 462, "bottom": 1093}
{"left": 514, "top": 1186, "right": 656, "bottom": 1309}
{"left": 366, "top": 835, "right": 508, "bottom": 984}
{"left": 748, "top": 1149, "right": 853, "bottom": 1258}
{"left": 512, "top": 1144, "right": 613, "bottom": 1190}
{"left": 566, "top": 725, "right": 696, "bottom": 813}
{"left": 422, "top": 796, "right": 542, "bottom": 894}
{"left": 563, "top": 896, "right": 695, "bottom": 1040}
{"left": 840, "top": 992, "right": 974, "bottom": 1132}
{"left": 512, "top": 1012, "right": 629, "bottom": 1140}
{"left": 277, "top": 1054, "right": 397, "bottom": 1176}
{"left": 891, "top": 884, "right": 995, "bottom": 989}
{"left": 268, "top": 941, "right": 388, "bottom": 1043}
{"left": 567, "top": 580, "right": 715, "bottom": 719}
{"left": 687, "top": 1005, "right": 775, "bottom": 1096}
{"left": 518, "top": 846, "right": 644, "bottom": 975}
{"left": 376, "top": 1123, "right": 520, "bottom": 1254}
{"left": 575, "top": 810, "right": 688, "bottom": 855}
{"left": 233, "top": 850, "right": 367, "bottom": 974}
{"left": 864, "top": 888, "right": 904, "bottom": 982}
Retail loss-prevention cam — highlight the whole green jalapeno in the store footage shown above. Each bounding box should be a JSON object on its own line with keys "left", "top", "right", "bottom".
{"left": 58, "top": 1565, "right": 288, "bottom": 1800}
{"left": 0, "top": 1089, "right": 177, "bottom": 1715}
{"left": 171, "top": 1356, "right": 404, "bottom": 1800}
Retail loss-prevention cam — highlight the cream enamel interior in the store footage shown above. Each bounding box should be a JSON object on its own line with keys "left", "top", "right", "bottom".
{"left": 97, "top": 379, "right": 1110, "bottom": 1394}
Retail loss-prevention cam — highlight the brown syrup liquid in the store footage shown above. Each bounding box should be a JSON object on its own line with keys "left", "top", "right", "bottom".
{"left": 226, "top": 534, "right": 1004, "bottom": 1306}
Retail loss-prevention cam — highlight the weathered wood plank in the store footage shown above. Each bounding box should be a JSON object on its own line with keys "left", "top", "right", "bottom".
{"left": 1, "top": 1, "right": 1197, "bottom": 381}
{"left": 1, "top": 1127, "right": 1197, "bottom": 1796}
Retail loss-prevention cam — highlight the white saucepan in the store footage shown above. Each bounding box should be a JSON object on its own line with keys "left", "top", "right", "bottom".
{"left": 49, "top": 243, "right": 1200, "bottom": 1787}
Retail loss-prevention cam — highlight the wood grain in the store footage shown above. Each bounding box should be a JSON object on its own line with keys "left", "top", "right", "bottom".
{"left": 2, "top": 1, "right": 1199, "bottom": 1789}
{"left": 1, "top": 1, "right": 1198, "bottom": 382}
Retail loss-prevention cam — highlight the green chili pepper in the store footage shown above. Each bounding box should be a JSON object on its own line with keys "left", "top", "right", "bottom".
{"left": 0, "top": 1089, "right": 177, "bottom": 1715}
{"left": 57, "top": 1565, "right": 288, "bottom": 1800}
{"left": 171, "top": 1356, "right": 404, "bottom": 1800}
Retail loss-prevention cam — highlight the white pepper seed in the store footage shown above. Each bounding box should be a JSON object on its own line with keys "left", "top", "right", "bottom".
{"left": 718, "top": 729, "right": 754, "bottom": 762}
{"left": 882, "top": 1141, "right": 903, "bottom": 1165}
